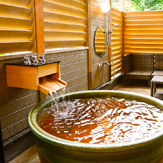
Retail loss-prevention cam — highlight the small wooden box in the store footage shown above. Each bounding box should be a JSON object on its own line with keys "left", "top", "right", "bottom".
{"left": 6, "top": 61, "right": 67, "bottom": 95}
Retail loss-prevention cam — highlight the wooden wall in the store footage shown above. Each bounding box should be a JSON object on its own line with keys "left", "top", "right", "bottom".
{"left": 43, "top": 0, "right": 87, "bottom": 50}
{"left": 90, "top": 0, "right": 110, "bottom": 89}
{"left": 124, "top": 10, "right": 163, "bottom": 54}
{"left": 0, "top": 0, "right": 36, "bottom": 54}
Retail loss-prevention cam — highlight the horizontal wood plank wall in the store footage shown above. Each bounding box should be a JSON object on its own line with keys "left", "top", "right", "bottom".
{"left": 0, "top": 0, "right": 35, "bottom": 54}
{"left": 42, "top": 0, "right": 87, "bottom": 50}
{"left": 124, "top": 10, "right": 163, "bottom": 54}
{"left": 111, "top": 8, "right": 123, "bottom": 79}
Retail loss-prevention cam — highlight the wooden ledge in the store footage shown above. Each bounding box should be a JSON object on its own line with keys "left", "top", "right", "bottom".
{"left": 0, "top": 47, "right": 88, "bottom": 61}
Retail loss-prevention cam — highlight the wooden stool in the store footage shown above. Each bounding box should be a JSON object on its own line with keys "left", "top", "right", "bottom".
{"left": 150, "top": 75, "right": 163, "bottom": 98}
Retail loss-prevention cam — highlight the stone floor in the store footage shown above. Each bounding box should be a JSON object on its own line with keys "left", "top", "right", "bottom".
{"left": 9, "top": 82, "right": 163, "bottom": 163}
{"left": 9, "top": 145, "right": 39, "bottom": 163}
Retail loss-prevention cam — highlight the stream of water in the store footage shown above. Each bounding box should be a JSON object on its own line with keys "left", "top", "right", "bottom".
{"left": 49, "top": 87, "right": 70, "bottom": 112}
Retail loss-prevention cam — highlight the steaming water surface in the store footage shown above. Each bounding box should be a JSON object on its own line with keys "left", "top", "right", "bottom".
{"left": 37, "top": 97, "right": 163, "bottom": 144}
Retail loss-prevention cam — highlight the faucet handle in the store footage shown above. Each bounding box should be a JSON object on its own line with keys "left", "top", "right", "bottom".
{"left": 31, "top": 53, "right": 39, "bottom": 65}
{"left": 39, "top": 53, "right": 46, "bottom": 64}
{"left": 97, "top": 62, "right": 103, "bottom": 69}
{"left": 103, "top": 60, "right": 110, "bottom": 65}
{"left": 24, "top": 55, "right": 31, "bottom": 65}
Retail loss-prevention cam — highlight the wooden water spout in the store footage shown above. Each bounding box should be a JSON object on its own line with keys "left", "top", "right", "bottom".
{"left": 39, "top": 76, "right": 67, "bottom": 95}
{"left": 5, "top": 61, "right": 67, "bottom": 95}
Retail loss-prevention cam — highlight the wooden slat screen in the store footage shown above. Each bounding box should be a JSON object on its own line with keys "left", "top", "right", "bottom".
{"left": 111, "top": 8, "right": 123, "bottom": 78}
{"left": 43, "top": 0, "right": 87, "bottom": 50}
{"left": 124, "top": 11, "right": 163, "bottom": 54}
{"left": 0, "top": 0, "right": 35, "bottom": 54}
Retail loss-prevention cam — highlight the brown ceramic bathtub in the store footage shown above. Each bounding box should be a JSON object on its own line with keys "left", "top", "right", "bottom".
{"left": 28, "top": 90, "right": 163, "bottom": 163}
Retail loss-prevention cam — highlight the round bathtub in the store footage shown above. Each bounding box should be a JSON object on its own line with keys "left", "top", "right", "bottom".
{"left": 28, "top": 90, "right": 163, "bottom": 163}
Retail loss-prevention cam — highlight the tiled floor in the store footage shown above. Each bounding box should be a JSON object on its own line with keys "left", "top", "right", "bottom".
{"left": 9, "top": 82, "right": 163, "bottom": 163}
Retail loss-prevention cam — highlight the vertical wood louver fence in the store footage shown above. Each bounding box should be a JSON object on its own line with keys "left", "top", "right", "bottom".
{"left": 0, "top": 0, "right": 35, "bottom": 54}
{"left": 124, "top": 11, "right": 163, "bottom": 54}
{"left": 42, "top": 0, "right": 87, "bottom": 50}
{"left": 111, "top": 8, "right": 123, "bottom": 79}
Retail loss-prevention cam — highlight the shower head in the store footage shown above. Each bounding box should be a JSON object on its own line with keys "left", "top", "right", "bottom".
{"left": 113, "top": 24, "right": 118, "bottom": 27}
{"left": 110, "top": 24, "right": 118, "bottom": 33}
{"left": 111, "top": 24, "right": 118, "bottom": 30}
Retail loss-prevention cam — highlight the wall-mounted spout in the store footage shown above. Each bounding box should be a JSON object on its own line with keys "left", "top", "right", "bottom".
{"left": 5, "top": 60, "right": 67, "bottom": 96}
{"left": 97, "top": 60, "right": 110, "bottom": 69}
{"left": 103, "top": 60, "right": 110, "bottom": 66}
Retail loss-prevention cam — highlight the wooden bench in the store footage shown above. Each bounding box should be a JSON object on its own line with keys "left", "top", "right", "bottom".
{"left": 124, "top": 53, "right": 154, "bottom": 86}
{"left": 152, "top": 54, "right": 163, "bottom": 77}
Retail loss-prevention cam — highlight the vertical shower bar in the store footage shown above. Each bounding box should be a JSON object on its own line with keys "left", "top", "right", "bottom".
{"left": 108, "top": 0, "right": 112, "bottom": 81}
